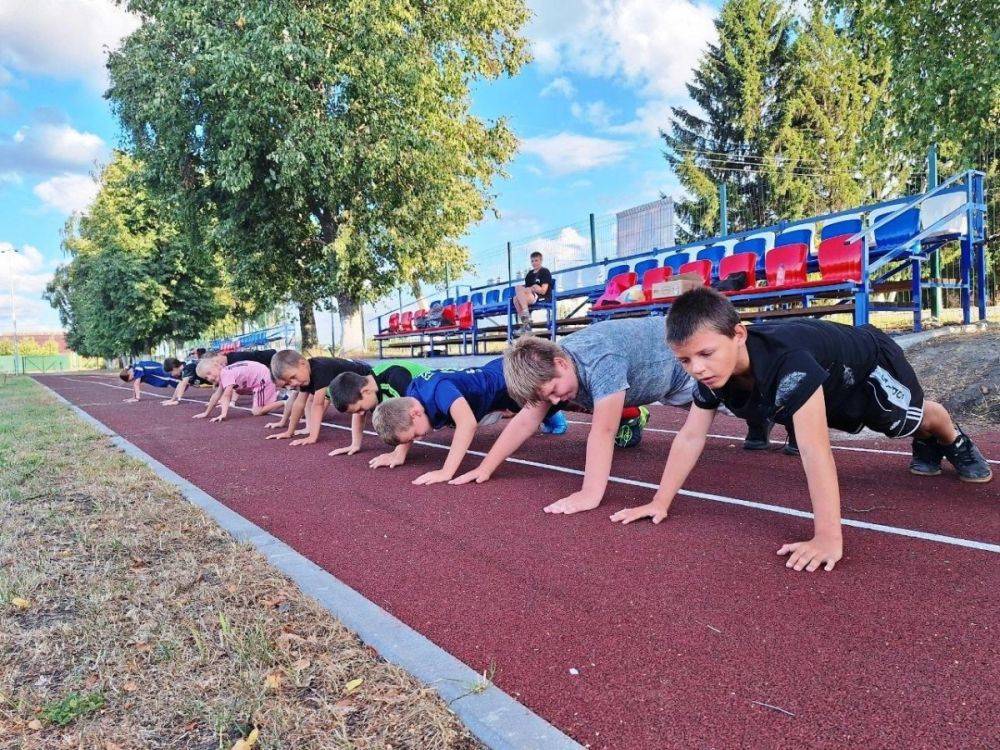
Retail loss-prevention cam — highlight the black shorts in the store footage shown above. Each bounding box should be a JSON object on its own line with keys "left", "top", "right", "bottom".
{"left": 841, "top": 327, "right": 925, "bottom": 438}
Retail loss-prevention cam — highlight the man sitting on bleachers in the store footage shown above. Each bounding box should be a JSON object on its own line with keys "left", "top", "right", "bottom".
{"left": 513, "top": 251, "right": 552, "bottom": 336}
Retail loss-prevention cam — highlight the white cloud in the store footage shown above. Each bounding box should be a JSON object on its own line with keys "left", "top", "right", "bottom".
{"left": 0, "top": 123, "right": 107, "bottom": 174}
{"left": 0, "top": 171, "right": 21, "bottom": 186}
{"left": 0, "top": 0, "right": 140, "bottom": 90}
{"left": 520, "top": 132, "right": 630, "bottom": 175}
{"left": 0, "top": 242, "right": 61, "bottom": 331}
{"left": 523, "top": 226, "right": 591, "bottom": 265}
{"left": 33, "top": 172, "right": 99, "bottom": 214}
{"left": 540, "top": 76, "right": 576, "bottom": 99}
{"left": 527, "top": 0, "right": 717, "bottom": 138}
{"left": 571, "top": 100, "right": 618, "bottom": 129}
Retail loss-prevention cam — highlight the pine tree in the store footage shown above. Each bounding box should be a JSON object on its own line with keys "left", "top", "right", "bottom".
{"left": 663, "top": 0, "right": 795, "bottom": 240}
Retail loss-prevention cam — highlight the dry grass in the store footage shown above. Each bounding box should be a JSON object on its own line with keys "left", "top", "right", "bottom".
{"left": 0, "top": 377, "right": 482, "bottom": 749}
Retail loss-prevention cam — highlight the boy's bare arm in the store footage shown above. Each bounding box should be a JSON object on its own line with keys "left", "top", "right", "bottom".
{"left": 543, "top": 391, "right": 625, "bottom": 515}
{"left": 449, "top": 401, "right": 549, "bottom": 484}
{"left": 330, "top": 412, "right": 366, "bottom": 456}
{"left": 611, "top": 403, "right": 715, "bottom": 524}
{"left": 290, "top": 394, "right": 328, "bottom": 445}
{"left": 413, "top": 398, "right": 477, "bottom": 485}
{"left": 164, "top": 378, "right": 188, "bottom": 405}
{"left": 778, "top": 388, "right": 843, "bottom": 572}
{"left": 210, "top": 386, "right": 235, "bottom": 422}
{"left": 124, "top": 378, "right": 141, "bottom": 402}
{"left": 267, "top": 391, "right": 308, "bottom": 439}
{"left": 266, "top": 394, "right": 294, "bottom": 429}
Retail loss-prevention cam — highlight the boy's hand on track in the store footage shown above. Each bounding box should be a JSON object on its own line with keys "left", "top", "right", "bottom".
{"left": 123, "top": 397, "right": 139, "bottom": 403}
{"left": 449, "top": 467, "right": 492, "bottom": 485}
{"left": 192, "top": 412, "right": 209, "bottom": 419}
{"left": 777, "top": 536, "right": 843, "bottom": 572}
{"left": 412, "top": 469, "right": 453, "bottom": 486}
{"left": 290, "top": 437, "right": 317, "bottom": 447}
{"left": 610, "top": 502, "right": 669, "bottom": 525}
{"left": 329, "top": 445, "right": 360, "bottom": 457}
{"left": 162, "top": 400, "right": 179, "bottom": 406}
{"left": 369, "top": 452, "right": 404, "bottom": 469}
{"left": 544, "top": 491, "right": 601, "bottom": 515}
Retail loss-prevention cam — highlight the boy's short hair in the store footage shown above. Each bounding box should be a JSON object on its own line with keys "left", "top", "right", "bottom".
{"left": 503, "top": 336, "right": 568, "bottom": 405}
{"left": 118, "top": 368, "right": 131, "bottom": 382}
{"left": 666, "top": 287, "right": 741, "bottom": 344}
{"left": 162, "top": 356, "right": 183, "bottom": 372}
{"left": 195, "top": 347, "right": 206, "bottom": 357}
{"left": 271, "top": 349, "right": 306, "bottom": 379}
{"left": 371, "top": 397, "right": 415, "bottom": 446}
{"left": 530, "top": 251, "right": 543, "bottom": 260}
{"left": 329, "top": 371, "right": 369, "bottom": 412}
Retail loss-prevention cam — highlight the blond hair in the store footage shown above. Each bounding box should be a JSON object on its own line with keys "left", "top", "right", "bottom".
{"left": 371, "top": 397, "right": 417, "bottom": 446}
{"left": 502, "top": 336, "right": 567, "bottom": 405}
{"left": 195, "top": 354, "right": 222, "bottom": 380}
{"left": 270, "top": 349, "right": 306, "bottom": 379}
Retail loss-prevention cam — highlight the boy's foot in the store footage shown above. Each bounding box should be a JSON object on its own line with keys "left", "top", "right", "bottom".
{"left": 743, "top": 420, "right": 772, "bottom": 450}
{"left": 940, "top": 427, "right": 993, "bottom": 483}
{"left": 540, "top": 411, "right": 568, "bottom": 435}
{"left": 519, "top": 318, "right": 533, "bottom": 336}
{"left": 909, "top": 434, "right": 944, "bottom": 476}
{"left": 614, "top": 406, "right": 649, "bottom": 448}
{"left": 783, "top": 425, "right": 799, "bottom": 456}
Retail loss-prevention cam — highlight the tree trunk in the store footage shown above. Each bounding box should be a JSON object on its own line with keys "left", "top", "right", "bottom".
{"left": 336, "top": 292, "right": 366, "bottom": 355}
{"left": 297, "top": 300, "right": 318, "bottom": 351}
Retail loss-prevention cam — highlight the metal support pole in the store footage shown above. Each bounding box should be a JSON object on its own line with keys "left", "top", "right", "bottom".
{"left": 589, "top": 213, "right": 597, "bottom": 263}
{"left": 506, "top": 241, "right": 513, "bottom": 285}
{"left": 444, "top": 264, "right": 450, "bottom": 300}
{"left": 718, "top": 183, "right": 728, "bottom": 238}
{"left": 928, "top": 144, "right": 942, "bottom": 317}
{"left": 974, "top": 172, "right": 988, "bottom": 321}
{"left": 398, "top": 288, "right": 403, "bottom": 314}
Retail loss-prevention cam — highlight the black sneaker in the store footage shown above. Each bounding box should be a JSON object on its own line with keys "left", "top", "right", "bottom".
{"left": 743, "top": 420, "right": 772, "bottom": 451}
{"left": 783, "top": 424, "right": 800, "bottom": 456}
{"left": 940, "top": 427, "right": 993, "bottom": 483}
{"left": 909, "top": 435, "right": 944, "bottom": 476}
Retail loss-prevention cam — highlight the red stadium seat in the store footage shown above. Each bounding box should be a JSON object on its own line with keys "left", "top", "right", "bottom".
{"left": 818, "top": 234, "right": 863, "bottom": 282}
{"left": 400, "top": 311, "right": 414, "bottom": 331}
{"left": 641, "top": 266, "right": 672, "bottom": 301}
{"left": 456, "top": 301, "right": 474, "bottom": 329}
{"left": 718, "top": 252, "right": 758, "bottom": 291}
{"left": 386, "top": 312, "right": 400, "bottom": 333}
{"left": 592, "top": 271, "right": 639, "bottom": 309}
{"left": 679, "top": 260, "right": 712, "bottom": 286}
{"left": 764, "top": 243, "right": 808, "bottom": 288}
{"left": 440, "top": 304, "right": 457, "bottom": 326}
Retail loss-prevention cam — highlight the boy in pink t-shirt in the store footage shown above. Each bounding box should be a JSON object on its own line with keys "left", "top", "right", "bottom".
{"left": 209, "top": 361, "right": 283, "bottom": 422}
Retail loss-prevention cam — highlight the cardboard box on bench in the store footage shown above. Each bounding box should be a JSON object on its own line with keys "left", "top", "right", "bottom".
{"left": 650, "top": 272, "right": 704, "bottom": 300}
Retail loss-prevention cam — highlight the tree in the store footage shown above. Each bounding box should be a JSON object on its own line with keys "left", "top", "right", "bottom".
{"left": 663, "top": 0, "right": 796, "bottom": 239}
{"left": 45, "top": 152, "right": 227, "bottom": 358}
{"left": 767, "top": 2, "right": 907, "bottom": 218}
{"left": 107, "top": 0, "right": 529, "bottom": 351}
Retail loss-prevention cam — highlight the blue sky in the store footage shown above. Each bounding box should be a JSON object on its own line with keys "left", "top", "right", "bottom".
{"left": 0, "top": 0, "right": 720, "bottom": 333}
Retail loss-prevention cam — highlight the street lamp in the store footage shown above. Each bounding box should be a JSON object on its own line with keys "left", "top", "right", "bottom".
{"left": 0, "top": 246, "right": 19, "bottom": 376}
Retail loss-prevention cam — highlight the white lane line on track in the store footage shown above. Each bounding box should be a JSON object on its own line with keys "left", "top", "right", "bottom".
{"left": 563, "top": 418, "right": 1000, "bottom": 466}
{"left": 58, "top": 376, "right": 1000, "bottom": 554}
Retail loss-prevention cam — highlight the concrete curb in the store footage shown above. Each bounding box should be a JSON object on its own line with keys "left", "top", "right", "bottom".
{"left": 893, "top": 320, "right": 994, "bottom": 350}
{"left": 38, "top": 381, "right": 584, "bottom": 750}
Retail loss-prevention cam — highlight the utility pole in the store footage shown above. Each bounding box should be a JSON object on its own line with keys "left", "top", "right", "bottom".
{"left": 718, "top": 183, "right": 728, "bottom": 237}
{"left": 1, "top": 246, "right": 19, "bottom": 375}
{"left": 928, "top": 143, "right": 942, "bottom": 318}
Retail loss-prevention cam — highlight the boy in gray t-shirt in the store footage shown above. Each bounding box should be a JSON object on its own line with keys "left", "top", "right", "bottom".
{"left": 449, "top": 317, "right": 696, "bottom": 515}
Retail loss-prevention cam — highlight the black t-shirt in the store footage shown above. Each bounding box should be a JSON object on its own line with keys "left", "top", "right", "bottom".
{"left": 525, "top": 266, "right": 553, "bottom": 301}
{"left": 694, "top": 320, "right": 880, "bottom": 431}
{"left": 181, "top": 359, "right": 205, "bottom": 386}
{"left": 304, "top": 357, "right": 372, "bottom": 393}
{"left": 374, "top": 364, "right": 422, "bottom": 402}
{"left": 227, "top": 349, "right": 277, "bottom": 368}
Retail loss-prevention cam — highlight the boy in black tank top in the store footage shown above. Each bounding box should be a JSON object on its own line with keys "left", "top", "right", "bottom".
{"left": 612, "top": 287, "right": 991, "bottom": 574}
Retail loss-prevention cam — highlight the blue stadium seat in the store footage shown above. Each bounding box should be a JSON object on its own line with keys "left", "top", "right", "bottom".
{"left": 442, "top": 297, "right": 455, "bottom": 307}
{"left": 633, "top": 258, "right": 658, "bottom": 280}
{"left": 872, "top": 207, "right": 920, "bottom": 249}
{"left": 663, "top": 253, "right": 689, "bottom": 274}
{"left": 775, "top": 228, "right": 813, "bottom": 249}
{"left": 430, "top": 299, "right": 441, "bottom": 308}
{"left": 501, "top": 287, "right": 515, "bottom": 301}
{"left": 606, "top": 263, "right": 630, "bottom": 280}
{"left": 455, "top": 294, "right": 469, "bottom": 305}
{"left": 484, "top": 289, "right": 500, "bottom": 305}
{"left": 470, "top": 292, "right": 484, "bottom": 307}
{"left": 697, "top": 245, "right": 727, "bottom": 278}
{"left": 821, "top": 218, "right": 862, "bottom": 241}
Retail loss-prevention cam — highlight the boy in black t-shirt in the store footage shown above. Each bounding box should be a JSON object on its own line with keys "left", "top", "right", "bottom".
{"left": 513, "top": 251, "right": 553, "bottom": 335}
{"left": 611, "top": 287, "right": 991, "bottom": 573}
{"left": 266, "top": 349, "right": 372, "bottom": 446}
{"left": 162, "top": 348, "right": 207, "bottom": 405}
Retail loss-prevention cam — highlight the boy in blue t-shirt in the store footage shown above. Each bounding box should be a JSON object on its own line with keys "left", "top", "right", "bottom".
{"left": 119, "top": 360, "right": 177, "bottom": 402}
{"left": 370, "top": 358, "right": 521, "bottom": 486}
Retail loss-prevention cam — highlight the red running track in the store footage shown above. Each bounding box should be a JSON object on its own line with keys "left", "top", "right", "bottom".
{"left": 38, "top": 374, "right": 1000, "bottom": 749}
